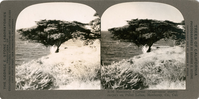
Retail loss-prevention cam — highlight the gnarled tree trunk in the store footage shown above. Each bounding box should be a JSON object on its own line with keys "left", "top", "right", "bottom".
{"left": 55, "top": 41, "right": 62, "bottom": 53}
{"left": 141, "top": 44, "right": 152, "bottom": 54}
{"left": 55, "top": 46, "right": 60, "bottom": 53}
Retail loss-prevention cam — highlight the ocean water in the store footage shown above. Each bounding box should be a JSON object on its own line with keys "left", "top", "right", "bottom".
{"left": 101, "top": 31, "right": 142, "bottom": 65}
{"left": 15, "top": 33, "right": 50, "bottom": 66}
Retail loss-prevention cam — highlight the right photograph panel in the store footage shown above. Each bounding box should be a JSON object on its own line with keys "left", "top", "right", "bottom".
{"left": 101, "top": 2, "right": 186, "bottom": 90}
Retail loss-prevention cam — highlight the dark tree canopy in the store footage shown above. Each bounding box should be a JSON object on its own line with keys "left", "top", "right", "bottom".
{"left": 88, "top": 13, "right": 101, "bottom": 39}
{"left": 108, "top": 19, "right": 185, "bottom": 52}
{"left": 17, "top": 19, "right": 95, "bottom": 53}
{"left": 82, "top": 13, "right": 101, "bottom": 45}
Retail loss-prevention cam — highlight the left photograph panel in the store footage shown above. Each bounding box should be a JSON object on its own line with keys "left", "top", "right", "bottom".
{"left": 15, "top": 2, "right": 101, "bottom": 90}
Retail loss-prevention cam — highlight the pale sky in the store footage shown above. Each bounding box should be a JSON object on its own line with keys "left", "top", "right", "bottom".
{"left": 16, "top": 2, "right": 97, "bottom": 29}
{"left": 101, "top": 2, "right": 184, "bottom": 31}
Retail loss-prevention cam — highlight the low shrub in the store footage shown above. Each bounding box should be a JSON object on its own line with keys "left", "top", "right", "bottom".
{"left": 101, "top": 65, "right": 148, "bottom": 90}
{"left": 16, "top": 69, "right": 56, "bottom": 90}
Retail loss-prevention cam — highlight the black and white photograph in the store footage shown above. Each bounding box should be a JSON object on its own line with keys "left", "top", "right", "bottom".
{"left": 2, "top": 0, "right": 199, "bottom": 99}
{"left": 15, "top": 2, "right": 101, "bottom": 90}
{"left": 101, "top": 2, "right": 186, "bottom": 90}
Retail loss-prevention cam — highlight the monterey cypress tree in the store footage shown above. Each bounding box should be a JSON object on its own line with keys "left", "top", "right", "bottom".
{"left": 108, "top": 19, "right": 185, "bottom": 53}
{"left": 17, "top": 19, "right": 92, "bottom": 53}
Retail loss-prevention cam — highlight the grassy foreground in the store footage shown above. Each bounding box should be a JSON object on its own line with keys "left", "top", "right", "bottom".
{"left": 101, "top": 46, "right": 186, "bottom": 90}
{"left": 16, "top": 39, "right": 101, "bottom": 90}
